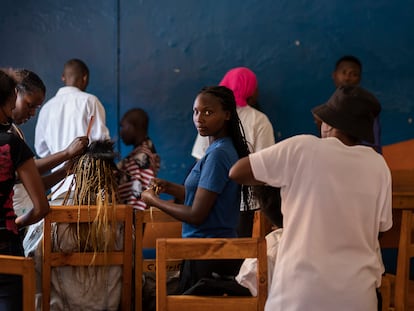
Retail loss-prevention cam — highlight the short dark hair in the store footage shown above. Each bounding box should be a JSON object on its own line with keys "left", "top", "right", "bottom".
{"left": 335, "top": 55, "right": 362, "bottom": 72}
{"left": 122, "top": 108, "right": 149, "bottom": 131}
{"left": 64, "top": 58, "right": 89, "bottom": 77}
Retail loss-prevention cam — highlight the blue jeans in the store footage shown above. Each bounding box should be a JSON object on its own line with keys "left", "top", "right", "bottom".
{"left": 0, "top": 229, "right": 24, "bottom": 311}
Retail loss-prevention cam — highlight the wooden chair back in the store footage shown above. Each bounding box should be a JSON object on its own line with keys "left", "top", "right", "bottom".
{"left": 380, "top": 169, "right": 414, "bottom": 310}
{"left": 0, "top": 255, "right": 36, "bottom": 311}
{"left": 252, "top": 209, "right": 274, "bottom": 239}
{"left": 156, "top": 237, "right": 267, "bottom": 311}
{"left": 394, "top": 205, "right": 414, "bottom": 311}
{"left": 42, "top": 205, "right": 133, "bottom": 311}
{"left": 134, "top": 208, "right": 182, "bottom": 311}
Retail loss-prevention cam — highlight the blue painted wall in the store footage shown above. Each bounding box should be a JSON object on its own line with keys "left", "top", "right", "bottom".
{"left": 2, "top": 0, "right": 414, "bottom": 184}
{"left": 1, "top": 0, "right": 413, "bottom": 276}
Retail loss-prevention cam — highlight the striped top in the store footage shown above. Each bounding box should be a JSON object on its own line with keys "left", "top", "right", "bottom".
{"left": 117, "top": 139, "right": 160, "bottom": 210}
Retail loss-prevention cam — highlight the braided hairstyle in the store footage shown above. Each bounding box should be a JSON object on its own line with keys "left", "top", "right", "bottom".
{"left": 14, "top": 69, "right": 46, "bottom": 97}
{"left": 197, "top": 86, "right": 253, "bottom": 209}
{"left": 198, "top": 86, "right": 283, "bottom": 229}
{"left": 63, "top": 140, "right": 120, "bottom": 256}
{"left": 2, "top": 68, "right": 45, "bottom": 97}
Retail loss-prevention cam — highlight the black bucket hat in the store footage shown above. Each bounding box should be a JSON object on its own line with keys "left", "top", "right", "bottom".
{"left": 312, "top": 86, "right": 381, "bottom": 143}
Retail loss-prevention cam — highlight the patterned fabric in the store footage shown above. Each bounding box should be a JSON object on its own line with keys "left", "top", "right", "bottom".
{"left": 117, "top": 139, "right": 160, "bottom": 210}
{"left": 0, "top": 129, "right": 33, "bottom": 234}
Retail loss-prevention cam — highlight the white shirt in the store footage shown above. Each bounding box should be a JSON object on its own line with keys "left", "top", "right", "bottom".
{"left": 191, "top": 105, "right": 275, "bottom": 159}
{"left": 34, "top": 86, "right": 110, "bottom": 200}
{"left": 249, "top": 135, "right": 392, "bottom": 311}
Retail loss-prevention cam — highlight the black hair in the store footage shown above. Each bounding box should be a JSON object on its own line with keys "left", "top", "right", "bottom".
{"left": 64, "top": 58, "right": 89, "bottom": 77}
{"left": 198, "top": 86, "right": 253, "bottom": 210}
{"left": 13, "top": 69, "right": 46, "bottom": 96}
{"left": 0, "top": 70, "right": 17, "bottom": 107}
{"left": 198, "top": 86, "right": 283, "bottom": 231}
{"left": 198, "top": 86, "right": 250, "bottom": 159}
{"left": 86, "top": 139, "right": 117, "bottom": 161}
{"left": 122, "top": 108, "right": 149, "bottom": 131}
{"left": 335, "top": 55, "right": 362, "bottom": 72}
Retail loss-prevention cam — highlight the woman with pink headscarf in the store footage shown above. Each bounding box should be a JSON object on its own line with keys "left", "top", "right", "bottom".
{"left": 192, "top": 67, "right": 275, "bottom": 158}
{"left": 191, "top": 67, "right": 276, "bottom": 237}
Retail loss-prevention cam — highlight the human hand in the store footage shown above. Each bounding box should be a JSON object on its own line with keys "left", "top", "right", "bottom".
{"left": 66, "top": 136, "right": 89, "bottom": 158}
{"left": 63, "top": 157, "right": 79, "bottom": 174}
{"left": 140, "top": 188, "right": 158, "bottom": 207}
{"left": 148, "top": 178, "right": 169, "bottom": 194}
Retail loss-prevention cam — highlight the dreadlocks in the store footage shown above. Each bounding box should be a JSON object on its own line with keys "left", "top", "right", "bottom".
{"left": 63, "top": 140, "right": 119, "bottom": 255}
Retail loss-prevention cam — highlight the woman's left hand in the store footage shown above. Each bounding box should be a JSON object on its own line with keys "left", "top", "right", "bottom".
{"left": 141, "top": 188, "right": 158, "bottom": 207}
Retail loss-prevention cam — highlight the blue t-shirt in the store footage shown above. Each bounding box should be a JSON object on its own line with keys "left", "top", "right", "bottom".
{"left": 182, "top": 137, "right": 241, "bottom": 238}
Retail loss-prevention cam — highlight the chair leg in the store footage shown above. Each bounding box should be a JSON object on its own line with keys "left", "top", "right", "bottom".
{"left": 380, "top": 274, "right": 392, "bottom": 311}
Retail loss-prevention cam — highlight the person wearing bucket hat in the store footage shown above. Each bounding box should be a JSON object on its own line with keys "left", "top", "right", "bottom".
{"left": 331, "top": 55, "right": 382, "bottom": 153}
{"left": 312, "top": 85, "right": 381, "bottom": 144}
{"left": 229, "top": 85, "right": 392, "bottom": 311}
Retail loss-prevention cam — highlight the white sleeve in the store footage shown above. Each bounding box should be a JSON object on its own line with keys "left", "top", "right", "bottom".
{"left": 249, "top": 135, "right": 309, "bottom": 188}
{"left": 191, "top": 134, "right": 209, "bottom": 160}
{"left": 379, "top": 167, "right": 392, "bottom": 232}
{"left": 34, "top": 108, "right": 50, "bottom": 157}
{"left": 88, "top": 97, "right": 110, "bottom": 141}
{"left": 253, "top": 117, "right": 275, "bottom": 151}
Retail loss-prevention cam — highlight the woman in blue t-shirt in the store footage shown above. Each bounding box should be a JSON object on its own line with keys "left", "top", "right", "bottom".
{"left": 141, "top": 86, "right": 252, "bottom": 294}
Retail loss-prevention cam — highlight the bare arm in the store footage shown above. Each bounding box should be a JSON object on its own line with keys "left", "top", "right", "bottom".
{"left": 229, "top": 156, "right": 265, "bottom": 186}
{"left": 34, "top": 136, "right": 88, "bottom": 174}
{"left": 141, "top": 187, "right": 217, "bottom": 225}
{"left": 149, "top": 178, "right": 186, "bottom": 203}
{"left": 41, "top": 167, "right": 68, "bottom": 190}
{"left": 15, "top": 158, "right": 50, "bottom": 228}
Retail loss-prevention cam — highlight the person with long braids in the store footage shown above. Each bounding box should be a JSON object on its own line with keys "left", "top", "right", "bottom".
{"left": 141, "top": 85, "right": 253, "bottom": 294}
{"left": 191, "top": 67, "right": 278, "bottom": 237}
{"left": 25, "top": 140, "right": 124, "bottom": 310}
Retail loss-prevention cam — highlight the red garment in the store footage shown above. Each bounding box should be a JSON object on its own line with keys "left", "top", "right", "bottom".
{"left": 117, "top": 139, "right": 160, "bottom": 210}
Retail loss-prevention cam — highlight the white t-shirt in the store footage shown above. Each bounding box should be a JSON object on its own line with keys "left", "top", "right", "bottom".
{"left": 249, "top": 135, "right": 392, "bottom": 311}
{"left": 191, "top": 105, "right": 275, "bottom": 159}
{"left": 35, "top": 86, "right": 110, "bottom": 200}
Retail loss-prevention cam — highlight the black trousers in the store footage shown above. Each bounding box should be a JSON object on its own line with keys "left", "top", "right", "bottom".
{"left": 177, "top": 259, "right": 243, "bottom": 295}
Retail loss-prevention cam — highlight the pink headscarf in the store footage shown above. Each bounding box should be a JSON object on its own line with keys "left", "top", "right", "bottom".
{"left": 219, "top": 67, "right": 258, "bottom": 107}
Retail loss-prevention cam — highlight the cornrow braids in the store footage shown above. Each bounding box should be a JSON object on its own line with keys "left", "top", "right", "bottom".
{"left": 14, "top": 69, "right": 46, "bottom": 96}
{"left": 198, "top": 86, "right": 253, "bottom": 210}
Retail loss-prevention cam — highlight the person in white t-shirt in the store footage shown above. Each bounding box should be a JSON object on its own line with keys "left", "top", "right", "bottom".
{"left": 34, "top": 59, "right": 109, "bottom": 203}
{"left": 229, "top": 85, "right": 392, "bottom": 311}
